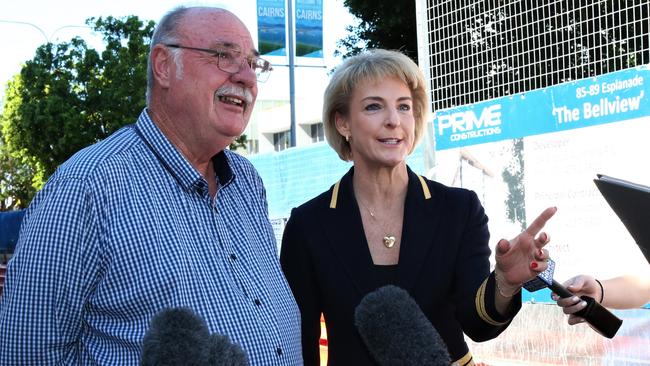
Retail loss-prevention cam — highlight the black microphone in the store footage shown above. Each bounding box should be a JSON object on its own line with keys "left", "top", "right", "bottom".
{"left": 523, "top": 259, "right": 623, "bottom": 338}
{"left": 206, "top": 333, "right": 249, "bottom": 366}
{"left": 354, "top": 285, "right": 451, "bottom": 366}
{"left": 141, "top": 307, "right": 249, "bottom": 366}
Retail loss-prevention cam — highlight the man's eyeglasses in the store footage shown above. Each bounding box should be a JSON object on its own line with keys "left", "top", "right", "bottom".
{"left": 164, "top": 44, "right": 273, "bottom": 82}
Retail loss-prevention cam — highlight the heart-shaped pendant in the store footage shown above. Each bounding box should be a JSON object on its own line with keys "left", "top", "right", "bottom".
{"left": 383, "top": 235, "right": 396, "bottom": 248}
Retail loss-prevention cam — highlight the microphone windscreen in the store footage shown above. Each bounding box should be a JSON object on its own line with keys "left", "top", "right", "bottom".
{"left": 141, "top": 307, "right": 211, "bottom": 366}
{"left": 354, "top": 285, "right": 451, "bottom": 366}
{"left": 207, "top": 333, "right": 249, "bottom": 366}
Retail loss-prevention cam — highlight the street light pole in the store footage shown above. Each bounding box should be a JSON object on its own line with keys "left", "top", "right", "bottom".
{"left": 287, "top": 0, "right": 296, "bottom": 147}
{"left": 0, "top": 19, "right": 48, "bottom": 43}
{"left": 49, "top": 25, "right": 93, "bottom": 42}
{"left": 287, "top": 0, "right": 297, "bottom": 148}
{"left": 0, "top": 20, "right": 92, "bottom": 44}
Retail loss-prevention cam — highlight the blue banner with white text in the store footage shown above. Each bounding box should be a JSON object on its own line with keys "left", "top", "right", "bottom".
{"left": 295, "top": 0, "right": 323, "bottom": 57}
{"left": 257, "top": 0, "right": 286, "bottom": 56}
{"left": 433, "top": 66, "right": 649, "bottom": 150}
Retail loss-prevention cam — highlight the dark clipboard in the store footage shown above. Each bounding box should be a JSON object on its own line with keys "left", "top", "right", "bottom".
{"left": 594, "top": 174, "right": 650, "bottom": 264}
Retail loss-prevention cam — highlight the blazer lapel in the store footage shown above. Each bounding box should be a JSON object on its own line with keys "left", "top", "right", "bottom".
{"left": 397, "top": 168, "right": 445, "bottom": 292}
{"left": 318, "top": 168, "right": 378, "bottom": 296}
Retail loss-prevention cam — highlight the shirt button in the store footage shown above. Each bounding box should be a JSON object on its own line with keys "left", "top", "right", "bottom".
{"left": 276, "top": 347, "right": 283, "bottom": 356}
{"left": 230, "top": 254, "right": 237, "bottom": 260}
{"left": 195, "top": 184, "right": 207, "bottom": 195}
{"left": 254, "top": 299, "right": 262, "bottom": 306}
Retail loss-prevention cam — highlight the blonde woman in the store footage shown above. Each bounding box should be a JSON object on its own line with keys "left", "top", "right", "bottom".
{"left": 280, "top": 49, "right": 556, "bottom": 366}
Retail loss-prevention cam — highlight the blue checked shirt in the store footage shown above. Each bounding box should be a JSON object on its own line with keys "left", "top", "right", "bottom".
{"left": 0, "top": 110, "right": 302, "bottom": 365}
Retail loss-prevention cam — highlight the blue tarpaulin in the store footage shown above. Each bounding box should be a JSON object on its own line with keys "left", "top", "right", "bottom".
{"left": 0, "top": 210, "right": 26, "bottom": 253}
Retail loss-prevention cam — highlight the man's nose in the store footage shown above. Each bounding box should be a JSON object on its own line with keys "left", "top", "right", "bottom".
{"left": 230, "top": 58, "right": 257, "bottom": 87}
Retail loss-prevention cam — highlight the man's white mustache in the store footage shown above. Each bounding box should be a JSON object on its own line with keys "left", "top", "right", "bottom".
{"left": 215, "top": 85, "right": 253, "bottom": 105}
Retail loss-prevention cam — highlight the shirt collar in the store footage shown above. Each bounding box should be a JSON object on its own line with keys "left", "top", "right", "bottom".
{"left": 135, "top": 109, "right": 234, "bottom": 194}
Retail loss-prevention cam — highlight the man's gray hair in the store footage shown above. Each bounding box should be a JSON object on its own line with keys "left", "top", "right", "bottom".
{"left": 145, "top": 6, "right": 189, "bottom": 106}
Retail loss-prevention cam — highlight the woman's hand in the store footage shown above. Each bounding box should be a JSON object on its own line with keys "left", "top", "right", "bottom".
{"left": 552, "top": 275, "right": 600, "bottom": 325}
{"left": 554, "top": 273, "right": 650, "bottom": 320}
{"left": 494, "top": 206, "right": 557, "bottom": 296}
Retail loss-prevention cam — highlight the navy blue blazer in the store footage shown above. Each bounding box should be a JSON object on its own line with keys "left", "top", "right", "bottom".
{"left": 280, "top": 166, "right": 521, "bottom": 365}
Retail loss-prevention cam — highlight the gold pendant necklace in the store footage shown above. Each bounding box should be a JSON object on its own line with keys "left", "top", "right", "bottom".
{"left": 358, "top": 199, "right": 396, "bottom": 248}
{"left": 382, "top": 235, "right": 396, "bottom": 248}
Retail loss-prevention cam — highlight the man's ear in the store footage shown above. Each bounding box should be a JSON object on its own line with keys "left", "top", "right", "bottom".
{"left": 151, "top": 44, "right": 173, "bottom": 89}
{"left": 334, "top": 111, "right": 350, "bottom": 138}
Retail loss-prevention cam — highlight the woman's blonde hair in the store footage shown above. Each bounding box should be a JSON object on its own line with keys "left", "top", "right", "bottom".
{"left": 323, "top": 49, "right": 429, "bottom": 161}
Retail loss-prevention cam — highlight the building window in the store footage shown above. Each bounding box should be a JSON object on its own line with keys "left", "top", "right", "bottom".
{"left": 273, "top": 131, "right": 291, "bottom": 152}
{"left": 247, "top": 139, "right": 259, "bottom": 154}
{"left": 310, "top": 123, "right": 325, "bottom": 143}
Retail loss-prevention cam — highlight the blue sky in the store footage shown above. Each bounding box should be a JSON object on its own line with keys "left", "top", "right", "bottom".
{"left": 0, "top": 0, "right": 355, "bottom": 106}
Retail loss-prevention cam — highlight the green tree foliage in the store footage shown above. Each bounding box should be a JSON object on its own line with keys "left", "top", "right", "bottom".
{"left": 0, "top": 16, "right": 156, "bottom": 208}
{"left": 0, "top": 75, "right": 43, "bottom": 209}
{"left": 339, "top": 0, "right": 417, "bottom": 61}
{"left": 1, "top": 16, "right": 154, "bottom": 185}
{"left": 0, "top": 141, "right": 40, "bottom": 211}
{"left": 230, "top": 135, "right": 248, "bottom": 151}
{"left": 502, "top": 138, "right": 526, "bottom": 231}
{"left": 1, "top": 14, "right": 251, "bottom": 209}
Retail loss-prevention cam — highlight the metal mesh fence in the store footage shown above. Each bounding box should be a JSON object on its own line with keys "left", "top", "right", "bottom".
{"left": 424, "top": 0, "right": 650, "bottom": 112}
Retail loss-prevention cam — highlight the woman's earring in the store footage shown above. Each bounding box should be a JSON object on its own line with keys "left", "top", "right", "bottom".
{"left": 345, "top": 135, "right": 350, "bottom": 143}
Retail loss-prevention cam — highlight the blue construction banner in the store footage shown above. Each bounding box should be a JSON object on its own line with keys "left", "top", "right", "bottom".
{"left": 295, "top": 0, "right": 323, "bottom": 57}
{"left": 0, "top": 210, "right": 25, "bottom": 254}
{"left": 433, "top": 66, "right": 649, "bottom": 150}
{"left": 257, "top": 0, "right": 286, "bottom": 56}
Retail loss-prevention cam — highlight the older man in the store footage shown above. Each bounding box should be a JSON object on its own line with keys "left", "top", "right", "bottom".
{"left": 0, "top": 6, "right": 301, "bottom": 365}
